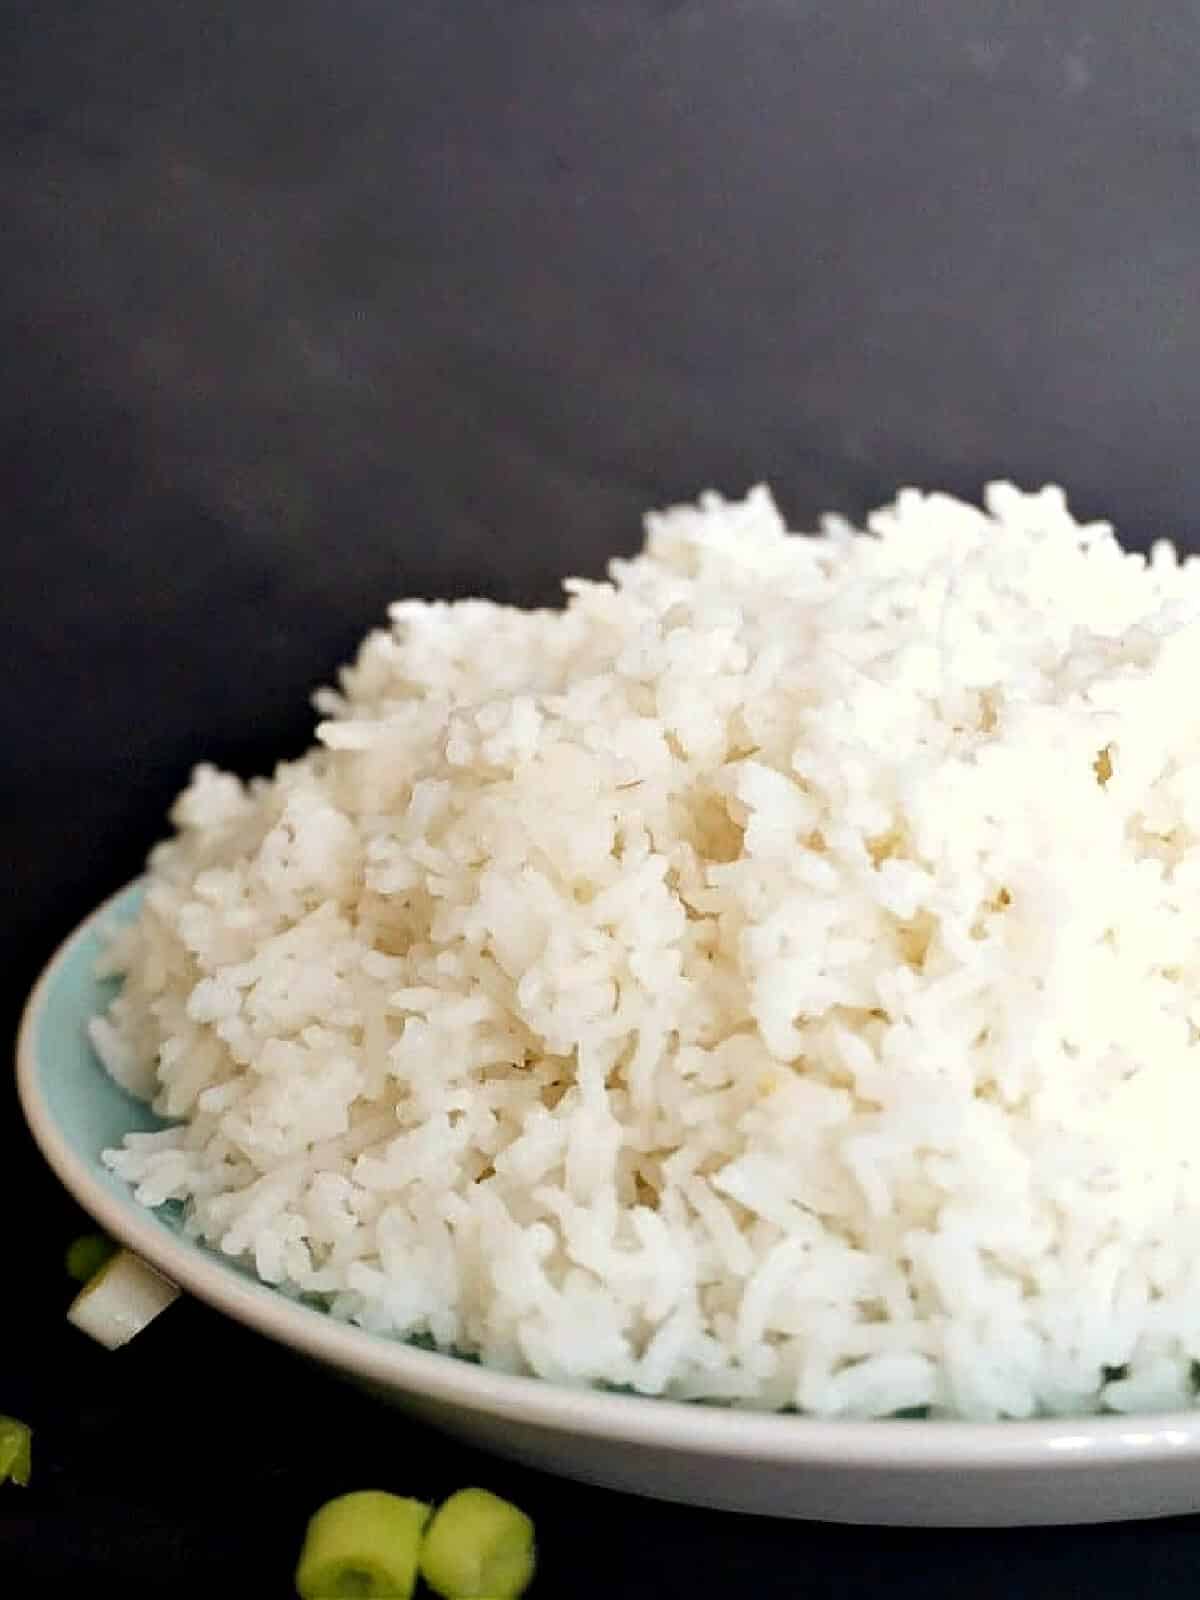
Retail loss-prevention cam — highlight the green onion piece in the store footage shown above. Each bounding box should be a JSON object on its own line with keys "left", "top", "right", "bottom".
{"left": 66, "top": 1250, "right": 179, "bottom": 1349}
{"left": 419, "top": 1488, "right": 536, "bottom": 1600}
{"left": 295, "top": 1491, "right": 430, "bottom": 1599}
{"left": 66, "top": 1232, "right": 117, "bottom": 1285}
{"left": 0, "top": 1418, "right": 32, "bottom": 1487}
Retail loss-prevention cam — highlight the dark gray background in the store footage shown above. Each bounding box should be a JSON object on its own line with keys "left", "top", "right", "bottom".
{"left": 5, "top": 0, "right": 1200, "bottom": 1590}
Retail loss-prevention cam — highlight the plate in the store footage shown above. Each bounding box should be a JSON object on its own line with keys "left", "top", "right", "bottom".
{"left": 17, "top": 881, "right": 1200, "bottom": 1527}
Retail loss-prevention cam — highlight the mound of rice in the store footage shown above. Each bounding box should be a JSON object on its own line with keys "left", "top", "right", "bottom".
{"left": 94, "top": 483, "right": 1200, "bottom": 1419}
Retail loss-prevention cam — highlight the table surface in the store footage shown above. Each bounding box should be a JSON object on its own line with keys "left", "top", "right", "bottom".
{"left": 8, "top": 0, "right": 1200, "bottom": 1589}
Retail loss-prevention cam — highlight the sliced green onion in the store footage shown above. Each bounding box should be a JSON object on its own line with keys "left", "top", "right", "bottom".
{"left": 66, "top": 1232, "right": 117, "bottom": 1285}
{"left": 295, "top": 1490, "right": 430, "bottom": 1599}
{"left": 66, "top": 1249, "right": 179, "bottom": 1349}
{"left": 419, "top": 1488, "right": 536, "bottom": 1600}
{"left": 0, "top": 1418, "right": 32, "bottom": 1487}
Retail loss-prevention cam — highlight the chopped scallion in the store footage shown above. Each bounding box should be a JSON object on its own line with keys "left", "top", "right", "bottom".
{"left": 0, "top": 1418, "right": 32, "bottom": 1487}
{"left": 419, "top": 1488, "right": 536, "bottom": 1600}
{"left": 66, "top": 1232, "right": 117, "bottom": 1285}
{"left": 295, "top": 1490, "right": 430, "bottom": 1599}
{"left": 66, "top": 1249, "right": 179, "bottom": 1349}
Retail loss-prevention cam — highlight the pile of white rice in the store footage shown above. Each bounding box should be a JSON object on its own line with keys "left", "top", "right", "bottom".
{"left": 94, "top": 483, "right": 1200, "bottom": 1420}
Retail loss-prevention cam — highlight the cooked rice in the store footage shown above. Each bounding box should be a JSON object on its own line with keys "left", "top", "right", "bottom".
{"left": 94, "top": 483, "right": 1200, "bottom": 1418}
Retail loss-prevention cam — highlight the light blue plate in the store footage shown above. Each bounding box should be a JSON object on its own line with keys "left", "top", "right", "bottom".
{"left": 18, "top": 881, "right": 1200, "bottom": 1526}
{"left": 17, "top": 881, "right": 284, "bottom": 1297}
{"left": 27, "top": 882, "right": 167, "bottom": 1192}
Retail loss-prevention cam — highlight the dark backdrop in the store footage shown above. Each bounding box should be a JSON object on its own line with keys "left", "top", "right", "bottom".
{"left": 6, "top": 0, "right": 1200, "bottom": 1591}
